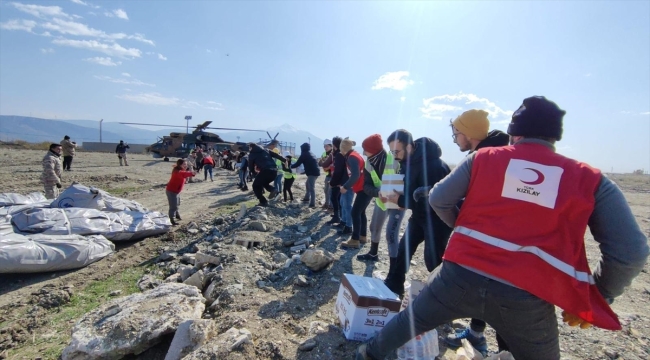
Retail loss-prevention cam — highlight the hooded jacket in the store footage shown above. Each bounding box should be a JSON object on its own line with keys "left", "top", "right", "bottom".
{"left": 291, "top": 143, "right": 320, "bottom": 176}
{"left": 248, "top": 143, "right": 285, "bottom": 173}
{"left": 397, "top": 138, "right": 450, "bottom": 217}
{"left": 60, "top": 139, "right": 76, "bottom": 157}
{"left": 471, "top": 129, "right": 510, "bottom": 154}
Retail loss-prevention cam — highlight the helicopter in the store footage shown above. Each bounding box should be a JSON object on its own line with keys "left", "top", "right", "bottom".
{"left": 119, "top": 120, "right": 264, "bottom": 161}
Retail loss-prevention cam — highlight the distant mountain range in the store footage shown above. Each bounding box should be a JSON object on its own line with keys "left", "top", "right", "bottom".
{"left": 0, "top": 116, "right": 323, "bottom": 151}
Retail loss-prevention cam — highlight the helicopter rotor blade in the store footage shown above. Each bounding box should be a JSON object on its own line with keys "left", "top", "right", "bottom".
{"left": 201, "top": 127, "right": 265, "bottom": 132}
{"left": 119, "top": 122, "right": 186, "bottom": 128}
{"left": 266, "top": 131, "right": 272, "bottom": 139}
{"left": 274, "top": 132, "right": 279, "bottom": 140}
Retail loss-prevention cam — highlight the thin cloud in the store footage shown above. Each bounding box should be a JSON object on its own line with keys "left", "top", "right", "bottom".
{"left": 640, "top": 112, "right": 650, "bottom": 116}
{"left": 117, "top": 92, "right": 224, "bottom": 110}
{"left": 158, "top": 53, "right": 167, "bottom": 61}
{"left": 620, "top": 110, "right": 633, "bottom": 115}
{"left": 70, "top": 0, "right": 89, "bottom": 5}
{"left": 40, "top": 48, "right": 55, "bottom": 54}
{"left": 0, "top": 19, "right": 37, "bottom": 32}
{"left": 206, "top": 49, "right": 212, "bottom": 53}
{"left": 121, "top": 72, "right": 131, "bottom": 77}
{"left": 421, "top": 92, "right": 513, "bottom": 122}
{"left": 113, "top": 9, "right": 128, "bottom": 20}
{"left": 52, "top": 38, "right": 141, "bottom": 58}
{"left": 371, "top": 71, "right": 414, "bottom": 91}
{"left": 400, "top": 96, "right": 406, "bottom": 103}
{"left": 95, "top": 75, "right": 154, "bottom": 86}
{"left": 11, "top": 2, "right": 71, "bottom": 19}
{"left": 84, "top": 57, "right": 121, "bottom": 66}
{"left": 40, "top": 18, "right": 154, "bottom": 46}
{"left": 584, "top": 73, "right": 592, "bottom": 77}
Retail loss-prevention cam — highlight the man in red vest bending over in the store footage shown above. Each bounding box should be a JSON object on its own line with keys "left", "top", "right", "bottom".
{"left": 356, "top": 96, "right": 649, "bottom": 360}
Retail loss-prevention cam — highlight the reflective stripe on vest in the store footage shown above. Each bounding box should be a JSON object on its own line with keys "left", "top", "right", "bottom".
{"left": 455, "top": 226, "right": 595, "bottom": 284}
{"left": 367, "top": 153, "right": 394, "bottom": 210}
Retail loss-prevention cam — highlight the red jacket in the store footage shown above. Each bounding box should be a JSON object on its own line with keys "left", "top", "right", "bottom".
{"left": 443, "top": 143, "right": 619, "bottom": 330}
{"left": 202, "top": 157, "right": 215, "bottom": 166}
{"left": 166, "top": 170, "right": 195, "bottom": 194}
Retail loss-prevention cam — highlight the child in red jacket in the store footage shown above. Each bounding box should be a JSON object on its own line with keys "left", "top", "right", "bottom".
{"left": 166, "top": 159, "right": 196, "bottom": 225}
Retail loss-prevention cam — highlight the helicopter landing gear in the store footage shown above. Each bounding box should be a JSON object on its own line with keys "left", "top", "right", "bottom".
{"left": 163, "top": 157, "right": 170, "bottom": 162}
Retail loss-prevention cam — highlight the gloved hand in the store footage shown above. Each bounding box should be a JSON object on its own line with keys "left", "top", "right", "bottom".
{"left": 56, "top": 183, "right": 62, "bottom": 189}
{"left": 413, "top": 186, "right": 432, "bottom": 201}
{"left": 561, "top": 311, "right": 592, "bottom": 329}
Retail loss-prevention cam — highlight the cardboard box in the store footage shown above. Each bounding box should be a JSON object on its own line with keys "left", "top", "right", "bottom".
{"left": 334, "top": 273, "right": 401, "bottom": 341}
{"left": 380, "top": 174, "right": 404, "bottom": 209}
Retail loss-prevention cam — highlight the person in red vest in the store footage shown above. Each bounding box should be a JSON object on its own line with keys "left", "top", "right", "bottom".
{"left": 340, "top": 137, "right": 368, "bottom": 249}
{"left": 166, "top": 159, "right": 197, "bottom": 226}
{"left": 356, "top": 96, "right": 649, "bottom": 360}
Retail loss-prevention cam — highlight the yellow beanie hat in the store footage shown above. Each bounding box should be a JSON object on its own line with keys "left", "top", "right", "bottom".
{"left": 272, "top": 148, "right": 280, "bottom": 154}
{"left": 452, "top": 109, "right": 490, "bottom": 141}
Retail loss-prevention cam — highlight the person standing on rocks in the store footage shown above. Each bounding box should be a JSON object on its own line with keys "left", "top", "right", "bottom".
{"left": 60, "top": 135, "right": 76, "bottom": 171}
{"left": 318, "top": 139, "right": 334, "bottom": 211}
{"left": 381, "top": 129, "right": 452, "bottom": 297}
{"left": 115, "top": 140, "right": 130, "bottom": 166}
{"left": 41, "top": 143, "right": 63, "bottom": 199}
{"left": 195, "top": 148, "right": 204, "bottom": 172}
{"left": 186, "top": 151, "right": 197, "bottom": 184}
{"left": 248, "top": 142, "right": 287, "bottom": 206}
{"left": 327, "top": 137, "right": 347, "bottom": 226}
{"left": 282, "top": 151, "right": 297, "bottom": 202}
{"left": 356, "top": 134, "right": 405, "bottom": 261}
{"left": 291, "top": 142, "right": 321, "bottom": 207}
{"left": 202, "top": 154, "right": 215, "bottom": 182}
{"left": 356, "top": 96, "right": 650, "bottom": 360}
{"left": 237, "top": 151, "right": 249, "bottom": 191}
{"left": 437, "top": 109, "right": 510, "bottom": 354}
{"left": 340, "top": 138, "right": 367, "bottom": 248}
{"left": 165, "top": 159, "right": 196, "bottom": 226}
{"left": 272, "top": 148, "right": 284, "bottom": 195}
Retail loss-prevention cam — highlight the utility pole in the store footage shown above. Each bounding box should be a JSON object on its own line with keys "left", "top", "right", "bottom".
{"left": 185, "top": 115, "right": 192, "bottom": 134}
{"left": 99, "top": 119, "right": 104, "bottom": 143}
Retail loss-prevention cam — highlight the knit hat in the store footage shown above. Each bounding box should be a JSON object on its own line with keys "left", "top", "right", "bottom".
{"left": 452, "top": 110, "right": 489, "bottom": 141}
{"left": 332, "top": 136, "right": 342, "bottom": 150}
{"left": 283, "top": 151, "right": 291, "bottom": 157}
{"left": 323, "top": 139, "right": 332, "bottom": 146}
{"left": 362, "top": 134, "right": 383, "bottom": 155}
{"left": 507, "top": 96, "right": 565, "bottom": 141}
{"left": 64, "top": 135, "right": 70, "bottom": 140}
{"left": 340, "top": 139, "right": 356, "bottom": 154}
{"left": 272, "top": 148, "right": 280, "bottom": 154}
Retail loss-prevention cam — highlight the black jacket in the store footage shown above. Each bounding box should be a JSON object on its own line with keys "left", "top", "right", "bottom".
{"left": 472, "top": 129, "right": 510, "bottom": 153}
{"left": 115, "top": 143, "right": 129, "bottom": 153}
{"left": 363, "top": 150, "right": 387, "bottom": 198}
{"left": 329, "top": 150, "right": 349, "bottom": 187}
{"left": 248, "top": 144, "right": 285, "bottom": 173}
{"left": 292, "top": 143, "right": 320, "bottom": 176}
{"left": 397, "top": 138, "right": 450, "bottom": 217}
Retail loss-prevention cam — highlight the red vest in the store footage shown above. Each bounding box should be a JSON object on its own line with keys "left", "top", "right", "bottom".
{"left": 444, "top": 143, "right": 620, "bottom": 330}
{"left": 346, "top": 151, "right": 365, "bottom": 193}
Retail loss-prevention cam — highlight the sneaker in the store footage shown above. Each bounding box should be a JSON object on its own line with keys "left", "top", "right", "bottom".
{"left": 341, "top": 238, "right": 360, "bottom": 249}
{"left": 301, "top": 198, "right": 309, "bottom": 202}
{"left": 444, "top": 328, "right": 488, "bottom": 354}
{"left": 357, "top": 252, "right": 379, "bottom": 262}
{"left": 326, "top": 217, "right": 341, "bottom": 225}
{"left": 338, "top": 226, "right": 352, "bottom": 235}
{"left": 175, "top": 215, "right": 182, "bottom": 220}
{"left": 269, "top": 190, "right": 278, "bottom": 199}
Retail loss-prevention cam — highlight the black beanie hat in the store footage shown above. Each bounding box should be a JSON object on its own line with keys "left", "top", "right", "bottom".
{"left": 507, "top": 96, "right": 566, "bottom": 141}
{"left": 332, "top": 136, "right": 342, "bottom": 149}
{"left": 64, "top": 135, "right": 70, "bottom": 140}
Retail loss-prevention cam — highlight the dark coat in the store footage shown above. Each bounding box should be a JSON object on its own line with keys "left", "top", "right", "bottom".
{"left": 248, "top": 144, "right": 285, "bottom": 173}
{"left": 291, "top": 143, "right": 320, "bottom": 176}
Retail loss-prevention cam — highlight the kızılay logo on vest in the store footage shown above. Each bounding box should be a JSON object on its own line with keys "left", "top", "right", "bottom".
{"left": 516, "top": 168, "right": 544, "bottom": 197}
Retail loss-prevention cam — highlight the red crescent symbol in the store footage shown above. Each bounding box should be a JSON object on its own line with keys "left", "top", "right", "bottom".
{"left": 521, "top": 168, "right": 545, "bottom": 185}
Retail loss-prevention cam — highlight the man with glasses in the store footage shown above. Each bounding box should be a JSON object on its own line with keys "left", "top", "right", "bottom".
{"left": 381, "top": 129, "right": 453, "bottom": 297}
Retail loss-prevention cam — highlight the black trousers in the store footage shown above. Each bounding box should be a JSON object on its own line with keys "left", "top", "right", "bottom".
{"left": 385, "top": 215, "right": 453, "bottom": 295}
{"left": 63, "top": 156, "right": 73, "bottom": 170}
{"left": 283, "top": 178, "right": 295, "bottom": 201}
{"left": 252, "top": 169, "right": 277, "bottom": 205}
{"left": 351, "top": 191, "right": 372, "bottom": 239}
{"left": 330, "top": 186, "right": 341, "bottom": 220}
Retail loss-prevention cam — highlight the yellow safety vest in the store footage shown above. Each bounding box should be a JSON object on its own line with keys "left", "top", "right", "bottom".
{"left": 284, "top": 159, "right": 297, "bottom": 179}
{"left": 274, "top": 159, "right": 283, "bottom": 171}
{"left": 321, "top": 151, "right": 331, "bottom": 175}
{"left": 365, "top": 153, "right": 396, "bottom": 211}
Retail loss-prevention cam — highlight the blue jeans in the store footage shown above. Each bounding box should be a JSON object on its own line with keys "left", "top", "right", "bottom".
{"left": 274, "top": 173, "right": 283, "bottom": 193}
{"left": 203, "top": 164, "right": 213, "bottom": 180}
{"left": 239, "top": 170, "right": 248, "bottom": 188}
{"left": 366, "top": 261, "right": 560, "bottom": 360}
{"left": 339, "top": 190, "right": 353, "bottom": 227}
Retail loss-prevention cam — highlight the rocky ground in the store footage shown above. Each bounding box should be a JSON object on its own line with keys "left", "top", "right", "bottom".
{"left": 0, "top": 148, "right": 649, "bottom": 359}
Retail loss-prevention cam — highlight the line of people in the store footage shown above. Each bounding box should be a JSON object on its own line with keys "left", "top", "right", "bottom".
{"left": 353, "top": 96, "right": 649, "bottom": 359}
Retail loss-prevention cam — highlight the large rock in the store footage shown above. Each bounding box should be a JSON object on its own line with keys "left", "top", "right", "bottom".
{"left": 61, "top": 283, "right": 205, "bottom": 360}
{"left": 182, "top": 327, "right": 252, "bottom": 359}
{"left": 300, "top": 248, "right": 334, "bottom": 272}
{"left": 164, "top": 320, "right": 219, "bottom": 360}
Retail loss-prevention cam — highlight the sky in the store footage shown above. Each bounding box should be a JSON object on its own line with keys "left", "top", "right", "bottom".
{"left": 0, "top": 0, "right": 649, "bottom": 172}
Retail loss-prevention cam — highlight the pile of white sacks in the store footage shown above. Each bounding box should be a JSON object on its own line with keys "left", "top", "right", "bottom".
{"left": 0, "top": 183, "right": 171, "bottom": 273}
